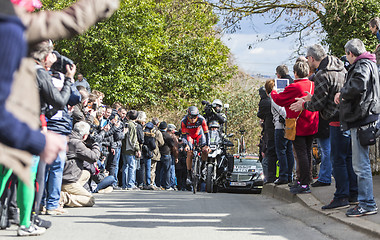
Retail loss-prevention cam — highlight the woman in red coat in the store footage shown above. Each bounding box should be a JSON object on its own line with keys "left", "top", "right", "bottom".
{"left": 271, "top": 60, "right": 319, "bottom": 194}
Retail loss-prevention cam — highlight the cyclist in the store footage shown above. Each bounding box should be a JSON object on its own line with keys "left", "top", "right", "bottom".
{"left": 181, "top": 106, "right": 211, "bottom": 184}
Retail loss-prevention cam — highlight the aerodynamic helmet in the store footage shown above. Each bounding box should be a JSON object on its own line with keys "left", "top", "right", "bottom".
{"left": 187, "top": 106, "right": 199, "bottom": 118}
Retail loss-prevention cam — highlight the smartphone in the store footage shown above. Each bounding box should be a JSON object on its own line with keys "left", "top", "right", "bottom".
{"left": 92, "top": 102, "right": 97, "bottom": 111}
{"left": 275, "top": 79, "right": 289, "bottom": 92}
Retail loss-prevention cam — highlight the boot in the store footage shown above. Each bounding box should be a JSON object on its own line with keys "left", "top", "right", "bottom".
{"left": 186, "top": 170, "right": 192, "bottom": 185}
{"left": 0, "top": 202, "right": 10, "bottom": 230}
{"left": 8, "top": 207, "right": 19, "bottom": 225}
{"left": 31, "top": 213, "right": 52, "bottom": 229}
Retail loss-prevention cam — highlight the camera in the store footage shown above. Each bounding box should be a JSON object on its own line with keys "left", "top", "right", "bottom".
{"left": 201, "top": 100, "right": 211, "bottom": 108}
{"left": 201, "top": 100, "right": 212, "bottom": 114}
{"left": 51, "top": 51, "right": 74, "bottom": 74}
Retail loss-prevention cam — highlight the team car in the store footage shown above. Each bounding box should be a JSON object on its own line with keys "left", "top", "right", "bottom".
{"left": 225, "top": 154, "right": 264, "bottom": 193}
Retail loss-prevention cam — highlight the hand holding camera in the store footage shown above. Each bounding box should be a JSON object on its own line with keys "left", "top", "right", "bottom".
{"left": 65, "top": 64, "right": 76, "bottom": 80}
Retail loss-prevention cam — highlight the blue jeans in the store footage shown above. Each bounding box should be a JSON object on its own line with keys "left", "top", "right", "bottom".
{"left": 121, "top": 154, "right": 137, "bottom": 188}
{"left": 316, "top": 137, "right": 332, "bottom": 184}
{"left": 108, "top": 148, "right": 121, "bottom": 185}
{"left": 44, "top": 151, "right": 65, "bottom": 210}
{"left": 351, "top": 128, "right": 376, "bottom": 210}
{"left": 144, "top": 158, "right": 152, "bottom": 186}
{"left": 160, "top": 155, "right": 171, "bottom": 189}
{"left": 170, "top": 156, "right": 176, "bottom": 188}
{"left": 330, "top": 126, "right": 357, "bottom": 199}
{"left": 97, "top": 159, "right": 106, "bottom": 171}
{"left": 275, "top": 129, "right": 294, "bottom": 181}
{"left": 93, "top": 175, "right": 116, "bottom": 193}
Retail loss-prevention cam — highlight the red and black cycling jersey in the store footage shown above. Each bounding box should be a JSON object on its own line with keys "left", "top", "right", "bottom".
{"left": 180, "top": 114, "right": 209, "bottom": 139}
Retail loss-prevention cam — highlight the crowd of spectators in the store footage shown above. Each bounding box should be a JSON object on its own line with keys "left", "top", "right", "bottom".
{"left": 1, "top": 0, "right": 380, "bottom": 237}
{"left": 258, "top": 17, "right": 380, "bottom": 218}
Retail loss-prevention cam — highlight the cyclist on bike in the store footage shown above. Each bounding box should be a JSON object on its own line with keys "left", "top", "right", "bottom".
{"left": 181, "top": 106, "right": 211, "bottom": 184}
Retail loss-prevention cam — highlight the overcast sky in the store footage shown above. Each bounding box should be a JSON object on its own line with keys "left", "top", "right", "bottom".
{"left": 220, "top": 16, "right": 318, "bottom": 78}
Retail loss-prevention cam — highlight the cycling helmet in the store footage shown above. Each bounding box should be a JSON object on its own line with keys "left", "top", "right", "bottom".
{"left": 212, "top": 99, "right": 223, "bottom": 113}
{"left": 212, "top": 99, "right": 223, "bottom": 107}
{"left": 187, "top": 106, "right": 199, "bottom": 117}
{"left": 208, "top": 120, "right": 220, "bottom": 128}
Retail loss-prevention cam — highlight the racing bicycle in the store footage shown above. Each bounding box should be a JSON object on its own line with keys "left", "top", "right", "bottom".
{"left": 191, "top": 144, "right": 203, "bottom": 194}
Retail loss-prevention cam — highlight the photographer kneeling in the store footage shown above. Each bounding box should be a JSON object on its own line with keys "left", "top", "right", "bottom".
{"left": 61, "top": 121, "right": 100, "bottom": 207}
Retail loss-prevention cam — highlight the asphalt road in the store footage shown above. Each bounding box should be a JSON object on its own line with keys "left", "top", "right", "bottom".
{"left": 0, "top": 190, "right": 376, "bottom": 239}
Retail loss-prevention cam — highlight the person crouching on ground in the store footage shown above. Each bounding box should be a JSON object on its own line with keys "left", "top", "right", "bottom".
{"left": 61, "top": 121, "right": 100, "bottom": 207}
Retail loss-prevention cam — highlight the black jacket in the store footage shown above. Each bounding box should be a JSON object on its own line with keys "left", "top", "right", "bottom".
{"left": 340, "top": 54, "right": 380, "bottom": 130}
{"left": 176, "top": 141, "right": 187, "bottom": 170}
{"left": 142, "top": 127, "right": 156, "bottom": 159}
{"left": 257, "top": 87, "right": 275, "bottom": 141}
{"left": 110, "top": 121, "right": 124, "bottom": 149}
{"left": 160, "top": 131, "right": 175, "bottom": 156}
{"left": 136, "top": 122, "right": 145, "bottom": 145}
{"left": 36, "top": 66, "right": 71, "bottom": 115}
{"left": 304, "top": 56, "right": 346, "bottom": 122}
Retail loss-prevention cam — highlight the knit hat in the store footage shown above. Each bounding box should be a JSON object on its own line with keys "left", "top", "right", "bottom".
{"left": 158, "top": 121, "right": 167, "bottom": 130}
{"left": 145, "top": 122, "right": 154, "bottom": 130}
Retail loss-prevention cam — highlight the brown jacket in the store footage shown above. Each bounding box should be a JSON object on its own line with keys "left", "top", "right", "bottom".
{"left": 0, "top": 0, "right": 119, "bottom": 185}
{"left": 152, "top": 127, "right": 164, "bottom": 161}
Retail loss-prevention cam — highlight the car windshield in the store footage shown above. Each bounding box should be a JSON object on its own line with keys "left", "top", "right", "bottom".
{"left": 233, "top": 156, "right": 262, "bottom": 173}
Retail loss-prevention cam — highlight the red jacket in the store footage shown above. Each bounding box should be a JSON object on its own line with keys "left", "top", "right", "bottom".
{"left": 271, "top": 78, "right": 319, "bottom": 136}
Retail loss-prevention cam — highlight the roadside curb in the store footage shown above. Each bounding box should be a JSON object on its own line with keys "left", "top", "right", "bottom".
{"left": 262, "top": 183, "right": 380, "bottom": 238}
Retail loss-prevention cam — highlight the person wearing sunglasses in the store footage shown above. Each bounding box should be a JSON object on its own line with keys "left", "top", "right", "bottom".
{"left": 181, "top": 106, "right": 211, "bottom": 184}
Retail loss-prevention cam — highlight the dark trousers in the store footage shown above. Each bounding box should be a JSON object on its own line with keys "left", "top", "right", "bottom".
{"left": 160, "top": 155, "right": 171, "bottom": 189}
{"left": 266, "top": 139, "right": 277, "bottom": 182}
{"left": 33, "top": 160, "right": 46, "bottom": 214}
{"left": 292, "top": 135, "right": 313, "bottom": 185}
{"left": 155, "top": 161, "right": 162, "bottom": 187}
{"left": 136, "top": 158, "right": 146, "bottom": 187}
{"left": 175, "top": 168, "right": 187, "bottom": 190}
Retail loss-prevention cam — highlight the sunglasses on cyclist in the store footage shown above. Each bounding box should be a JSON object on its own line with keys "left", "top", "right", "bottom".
{"left": 188, "top": 115, "right": 198, "bottom": 119}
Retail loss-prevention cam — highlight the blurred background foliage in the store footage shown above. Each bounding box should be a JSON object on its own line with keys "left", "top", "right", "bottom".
{"left": 41, "top": 0, "right": 235, "bottom": 108}
{"left": 40, "top": 0, "right": 265, "bottom": 154}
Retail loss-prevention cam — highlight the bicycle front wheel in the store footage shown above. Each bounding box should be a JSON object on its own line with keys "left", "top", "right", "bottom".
{"left": 192, "top": 156, "right": 200, "bottom": 194}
